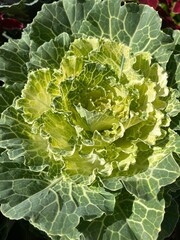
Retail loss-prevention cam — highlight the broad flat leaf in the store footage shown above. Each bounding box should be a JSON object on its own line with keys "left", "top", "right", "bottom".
{"left": 122, "top": 154, "right": 180, "bottom": 200}
{"left": 80, "top": 0, "right": 161, "bottom": 44}
{"left": 78, "top": 190, "right": 136, "bottom": 240}
{"left": 78, "top": 1, "right": 174, "bottom": 68}
{"left": 28, "top": 33, "right": 71, "bottom": 70}
{"left": 78, "top": 189, "right": 165, "bottom": 240}
{"left": 29, "top": 1, "right": 71, "bottom": 50}
{"left": 0, "top": 29, "right": 30, "bottom": 85}
{"left": 0, "top": 161, "right": 115, "bottom": 239}
{"left": 0, "top": 106, "right": 59, "bottom": 171}
{"left": 62, "top": 0, "right": 101, "bottom": 34}
{"left": 29, "top": 0, "right": 99, "bottom": 49}
{"left": 0, "top": 83, "right": 24, "bottom": 114}
{"left": 0, "top": 29, "right": 30, "bottom": 112}
{"left": 127, "top": 196, "right": 165, "bottom": 240}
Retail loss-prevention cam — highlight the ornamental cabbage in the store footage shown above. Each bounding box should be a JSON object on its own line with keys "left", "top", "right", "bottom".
{"left": 0, "top": 1, "right": 180, "bottom": 240}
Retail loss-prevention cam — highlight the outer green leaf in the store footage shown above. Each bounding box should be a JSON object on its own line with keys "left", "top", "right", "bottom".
{"left": 0, "top": 83, "right": 24, "bottom": 115}
{"left": 29, "top": 1, "right": 71, "bottom": 48}
{"left": 122, "top": 154, "right": 180, "bottom": 200}
{"left": 62, "top": 0, "right": 101, "bottom": 34}
{"left": 0, "top": 29, "right": 30, "bottom": 115}
{"left": 0, "top": 106, "right": 57, "bottom": 171}
{"left": 0, "top": 30, "right": 30, "bottom": 84}
{"left": 99, "top": 177, "right": 123, "bottom": 191}
{"left": 79, "top": 189, "right": 165, "bottom": 240}
{"left": 29, "top": 0, "right": 99, "bottom": 49}
{"left": 28, "top": 33, "right": 71, "bottom": 70}
{"left": 127, "top": 196, "right": 165, "bottom": 240}
{"left": 78, "top": 189, "right": 136, "bottom": 240}
{"left": 0, "top": 161, "right": 115, "bottom": 239}
{"left": 0, "top": 161, "right": 48, "bottom": 205}
{"left": 78, "top": 1, "right": 173, "bottom": 68}
{"left": 81, "top": 0, "right": 161, "bottom": 44}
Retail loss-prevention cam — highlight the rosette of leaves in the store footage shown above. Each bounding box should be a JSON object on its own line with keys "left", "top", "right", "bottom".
{"left": 0, "top": 0, "right": 180, "bottom": 240}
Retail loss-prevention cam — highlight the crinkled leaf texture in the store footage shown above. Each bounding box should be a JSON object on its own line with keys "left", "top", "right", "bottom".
{"left": 0, "top": 0, "right": 180, "bottom": 240}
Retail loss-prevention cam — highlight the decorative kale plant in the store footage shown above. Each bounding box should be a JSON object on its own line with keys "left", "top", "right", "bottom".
{"left": 0, "top": 0, "right": 180, "bottom": 239}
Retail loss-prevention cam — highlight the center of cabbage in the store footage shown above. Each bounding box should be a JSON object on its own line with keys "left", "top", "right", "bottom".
{"left": 17, "top": 37, "right": 171, "bottom": 178}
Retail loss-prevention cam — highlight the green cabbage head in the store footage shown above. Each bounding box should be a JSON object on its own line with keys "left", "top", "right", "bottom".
{"left": 0, "top": 0, "right": 180, "bottom": 240}
{"left": 17, "top": 37, "right": 174, "bottom": 178}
